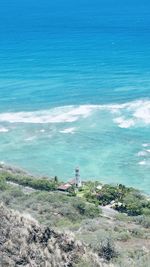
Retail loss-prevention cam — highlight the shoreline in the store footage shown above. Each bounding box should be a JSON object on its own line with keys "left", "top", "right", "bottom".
{"left": 0, "top": 162, "right": 149, "bottom": 198}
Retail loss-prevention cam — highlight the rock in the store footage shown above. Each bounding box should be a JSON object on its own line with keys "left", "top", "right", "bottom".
{"left": 0, "top": 203, "right": 101, "bottom": 267}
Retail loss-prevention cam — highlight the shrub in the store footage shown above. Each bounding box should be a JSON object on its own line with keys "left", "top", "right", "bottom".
{"left": 84, "top": 204, "right": 101, "bottom": 218}
{"left": 126, "top": 202, "right": 143, "bottom": 216}
{"left": 115, "top": 191, "right": 150, "bottom": 216}
{"left": 115, "top": 213, "right": 128, "bottom": 222}
{"left": 96, "top": 184, "right": 131, "bottom": 206}
{"left": 135, "top": 215, "right": 150, "bottom": 228}
{"left": 8, "top": 187, "right": 24, "bottom": 198}
{"left": 73, "top": 200, "right": 100, "bottom": 219}
{"left": 1, "top": 172, "right": 57, "bottom": 191}
{"left": 68, "top": 185, "right": 76, "bottom": 196}
{"left": 75, "top": 201, "right": 86, "bottom": 215}
{"left": 130, "top": 228, "right": 144, "bottom": 238}
{"left": 97, "top": 238, "right": 118, "bottom": 261}
{"left": 84, "top": 192, "right": 99, "bottom": 206}
{"left": 0, "top": 176, "right": 8, "bottom": 191}
{"left": 142, "top": 207, "right": 150, "bottom": 216}
{"left": 116, "top": 231, "right": 131, "bottom": 241}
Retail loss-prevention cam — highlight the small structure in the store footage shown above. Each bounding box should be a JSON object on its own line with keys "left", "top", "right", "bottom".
{"left": 75, "top": 167, "right": 82, "bottom": 188}
{"left": 68, "top": 167, "right": 82, "bottom": 188}
{"left": 96, "top": 185, "right": 102, "bottom": 190}
{"left": 57, "top": 183, "right": 72, "bottom": 192}
{"left": 57, "top": 167, "right": 82, "bottom": 192}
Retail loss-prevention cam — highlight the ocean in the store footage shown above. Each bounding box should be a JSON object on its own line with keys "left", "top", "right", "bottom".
{"left": 0, "top": 0, "right": 150, "bottom": 193}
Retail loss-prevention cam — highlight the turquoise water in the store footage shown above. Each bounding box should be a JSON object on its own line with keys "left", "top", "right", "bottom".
{"left": 0, "top": 0, "right": 150, "bottom": 192}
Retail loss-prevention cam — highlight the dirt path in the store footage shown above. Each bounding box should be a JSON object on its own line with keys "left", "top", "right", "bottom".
{"left": 100, "top": 205, "right": 119, "bottom": 219}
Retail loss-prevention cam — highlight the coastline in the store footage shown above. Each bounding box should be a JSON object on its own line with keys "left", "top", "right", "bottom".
{"left": 1, "top": 162, "right": 150, "bottom": 266}
{"left": 0, "top": 162, "right": 149, "bottom": 197}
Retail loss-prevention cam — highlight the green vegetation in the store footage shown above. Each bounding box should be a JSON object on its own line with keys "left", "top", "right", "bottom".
{"left": 135, "top": 215, "right": 150, "bottom": 228}
{"left": 0, "top": 171, "right": 57, "bottom": 191}
{"left": 73, "top": 199, "right": 100, "bottom": 218}
{"left": 1, "top": 170, "right": 150, "bottom": 219}
{"left": 0, "top": 175, "right": 8, "bottom": 191}
{"left": 0, "top": 174, "right": 101, "bottom": 227}
{"left": 96, "top": 184, "right": 130, "bottom": 205}
{"left": 0, "top": 167, "right": 150, "bottom": 267}
{"left": 115, "top": 191, "right": 149, "bottom": 216}
{"left": 97, "top": 239, "right": 118, "bottom": 261}
{"left": 81, "top": 182, "right": 150, "bottom": 217}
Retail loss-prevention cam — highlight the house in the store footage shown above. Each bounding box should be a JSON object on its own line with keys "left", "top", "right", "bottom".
{"left": 57, "top": 183, "right": 72, "bottom": 192}
{"left": 57, "top": 167, "right": 82, "bottom": 192}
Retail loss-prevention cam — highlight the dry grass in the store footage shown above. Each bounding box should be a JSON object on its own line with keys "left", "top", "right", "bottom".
{"left": 0, "top": 203, "right": 109, "bottom": 267}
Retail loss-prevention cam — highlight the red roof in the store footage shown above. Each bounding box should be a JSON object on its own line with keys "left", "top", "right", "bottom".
{"left": 57, "top": 183, "right": 72, "bottom": 191}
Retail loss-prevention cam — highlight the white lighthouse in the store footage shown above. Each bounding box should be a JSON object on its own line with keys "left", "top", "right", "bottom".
{"left": 75, "top": 167, "right": 82, "bottom": 188}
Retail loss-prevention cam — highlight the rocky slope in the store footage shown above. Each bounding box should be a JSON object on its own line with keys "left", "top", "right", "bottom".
{"left": 0, "top": 203, "right": 104, "bottom": 267}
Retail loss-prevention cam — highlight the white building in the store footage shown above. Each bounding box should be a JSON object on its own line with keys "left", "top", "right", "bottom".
{"left": 75, "top": 167, "right": 82, "bottom": 188}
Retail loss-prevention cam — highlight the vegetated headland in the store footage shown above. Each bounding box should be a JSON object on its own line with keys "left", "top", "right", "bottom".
{"left": 0, "top": 162, "right": 150, "bottom": 267}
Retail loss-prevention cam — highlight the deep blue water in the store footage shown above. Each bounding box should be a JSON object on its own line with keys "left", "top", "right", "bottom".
{"left": 0, "top": 0, "right": 150, "bottom": 192}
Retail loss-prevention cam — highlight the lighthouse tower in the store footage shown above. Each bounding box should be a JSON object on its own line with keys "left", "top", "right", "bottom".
{"left": 75, "top": 167, "right": 82, "bottom": 188}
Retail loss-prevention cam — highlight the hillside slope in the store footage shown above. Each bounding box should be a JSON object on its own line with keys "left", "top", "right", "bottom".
{"left": 0, "top": 204, "right": 104, "bottom": 267}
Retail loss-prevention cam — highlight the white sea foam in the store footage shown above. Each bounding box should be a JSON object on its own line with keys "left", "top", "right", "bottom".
{"left": 113, "top": 117, "right": 135, "bottom": 128}
{"left": 110, "top": 99, "right": 150, "bottom": 128}
{"left": 107, "top": 99, "right": 150, "bottom": 128}
{"left": 142, "top": 143, "right": 150, "bottom": 147}
{"left": 133, "top": 101, "right": 150, "bottom": 124}
{"left": 25, "top": 136, "right": 37, "bottom": 142}
{"left": 0, "top": 105, "right": 97, "bottom": 124}
{"left": 137, "top": 151, "right": 148, "bottom": 157}
{"left": 0, "top": 99, "right": 149, "bottom": 129}
{"left": 0, "top": 127, "right": 9, "bottom": 133}
{"left": 60, "top": 127, "right": 76, "bottom": 134}
{"left": 138, "top": 160, "right": 147, "bottom": 165}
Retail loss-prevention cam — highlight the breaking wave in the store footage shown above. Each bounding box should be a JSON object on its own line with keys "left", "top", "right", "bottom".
{"left": 0, "top": 99, "right": 149, "bottom": 129}
{"left": 0, "top": 105, "right": 97, "bottom": 124}
{"left": 60, "top": 127, "right": 76, "bottom": 134}
{"left": 0, "top": 127, "right": 9, "bottom": 133}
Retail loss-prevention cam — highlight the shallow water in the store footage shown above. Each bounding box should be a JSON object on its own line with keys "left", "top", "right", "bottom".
{"left": 0, "top": 0, "right": 150, "bottom": 192}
